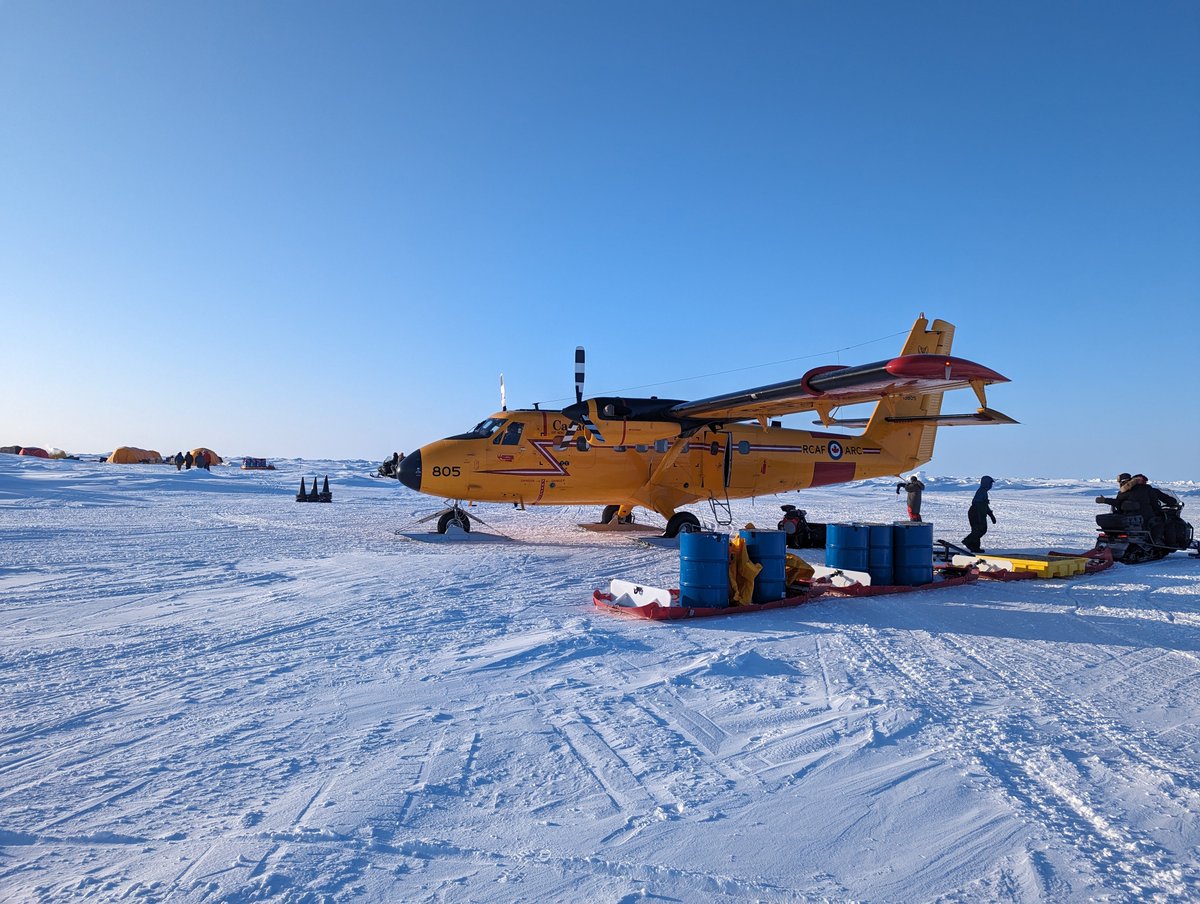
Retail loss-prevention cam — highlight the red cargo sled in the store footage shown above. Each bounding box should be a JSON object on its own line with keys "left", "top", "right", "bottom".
{"left": 593, "top": 567, "right": 979, "bottom": 621}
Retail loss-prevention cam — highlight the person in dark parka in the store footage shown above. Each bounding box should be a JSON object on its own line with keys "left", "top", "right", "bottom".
{"left": 174, "top": 451, "right": 184, "bottom": 471}
{"left": 1098, "top": 473, "right": 1172, "bottom": 544}
{"left": 962, "top": 475, "right": 996, "bottom": 553}
{"left": 896, "top": 473, "right": 925, "bottom": 521}
{"left": 184, "top": 451, "right": 193, "bottom": 470}
{"left": 1096, "top": 473, "right": 1136, "bottom": 512}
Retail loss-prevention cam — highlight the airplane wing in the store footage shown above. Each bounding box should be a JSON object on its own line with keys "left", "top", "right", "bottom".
{"left": 666, "top": 355, "right": 1010, "bottom": 423}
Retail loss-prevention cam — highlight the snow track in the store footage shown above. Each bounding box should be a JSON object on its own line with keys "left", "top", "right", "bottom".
{"left": 1, "top": 458, "right": 1198, "bottom": 901}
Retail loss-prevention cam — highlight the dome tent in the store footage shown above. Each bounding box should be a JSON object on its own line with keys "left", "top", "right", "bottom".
{"left": 19, "top": 447, "right": 49, "bottom": 458}
{"left": 108, "top": 447, "right": 162, "bottom": 464}
{"left": 189, "top": 448, "right": 222, "bottom": 465}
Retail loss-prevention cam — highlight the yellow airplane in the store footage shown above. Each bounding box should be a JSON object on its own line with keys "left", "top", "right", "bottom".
{"left": 399, "top": 315, "right": 1016, "bottom": 535}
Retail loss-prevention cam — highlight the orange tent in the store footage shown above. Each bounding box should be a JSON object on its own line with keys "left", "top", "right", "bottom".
{"left": 108, "top": 447, "right": 162, "bottom": 464}
{"left": 189, "top": 448, "right": 222, "bottom": 465}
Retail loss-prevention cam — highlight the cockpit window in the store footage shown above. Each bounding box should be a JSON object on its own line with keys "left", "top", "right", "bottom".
{"left": 448, "top": 417, "right": 506, "bottom": 440}
{"left": 493, "top": 421, "right": 524, "bottom": 445}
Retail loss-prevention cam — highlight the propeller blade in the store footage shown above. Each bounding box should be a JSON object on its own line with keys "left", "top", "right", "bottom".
{"left": 579, "top": 413, "right": 606, "bottom": 445}
{"left": 558, "top": 421, "right": 580, "bottom": 450}
{"left": 574, "top": 346, "right": 585, "bottom": 405}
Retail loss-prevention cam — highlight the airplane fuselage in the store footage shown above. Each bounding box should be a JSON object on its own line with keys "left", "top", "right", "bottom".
{"left": 399, "top": 409, "right": 906, "bottom": 517}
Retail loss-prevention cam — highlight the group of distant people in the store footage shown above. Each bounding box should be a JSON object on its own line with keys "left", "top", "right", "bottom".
{"left": 897, "top": 472, "right": 997, "bottom": 554}
{"left": 896, "top": 472, "right": 995, "bottom": 553}
{"left": 172, "top": 450, "right": 210, "bottom": 471}
{"left": 895, "top": 471, "right": 994, "bottom": 552}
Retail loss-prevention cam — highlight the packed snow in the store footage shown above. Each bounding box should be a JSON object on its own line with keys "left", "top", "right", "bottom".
{"left": 2, "top": 454, "right": 1199, "bottom": 902}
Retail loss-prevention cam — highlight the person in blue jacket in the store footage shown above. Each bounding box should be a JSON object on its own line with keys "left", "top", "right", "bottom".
{"left": 962, "top": 475, "right": 996, "bottom": 553}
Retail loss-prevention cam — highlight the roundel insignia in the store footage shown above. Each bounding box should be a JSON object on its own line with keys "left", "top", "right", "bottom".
{"left": 828, "top": 440, "right": 843, "bottom": 460}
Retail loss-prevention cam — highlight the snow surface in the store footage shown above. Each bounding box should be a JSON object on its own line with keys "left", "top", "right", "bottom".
{"left": 2, "top": 454, "right": 1199, "bottom": 902}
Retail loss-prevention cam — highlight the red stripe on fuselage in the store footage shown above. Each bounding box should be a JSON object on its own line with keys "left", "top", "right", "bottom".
{"left": 812, "top": 461, "right": 856, "bottom": 486}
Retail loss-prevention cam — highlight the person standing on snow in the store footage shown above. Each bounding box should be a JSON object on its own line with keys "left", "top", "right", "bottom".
{"left": 184, "top": 450, "right": 193, "bottom": 470}
{"left": 896, "top": 473, "right": 925, "bottom": 521}
{"left": 174, "top": 451, "right": 184, "bottom": 471}
{"left": 962, "top": 475, "right": 996, "bottom": 553}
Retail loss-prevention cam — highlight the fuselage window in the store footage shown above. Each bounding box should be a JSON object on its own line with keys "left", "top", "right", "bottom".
{"left": 738, "top": 440, "right": 751, "bottom": 455}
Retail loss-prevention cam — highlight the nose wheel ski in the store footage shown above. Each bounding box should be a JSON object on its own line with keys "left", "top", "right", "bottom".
{"left": 416, "top": 502, "right": 484, "bottom": 535}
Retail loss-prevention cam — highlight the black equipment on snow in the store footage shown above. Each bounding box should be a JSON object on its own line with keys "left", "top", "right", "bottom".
{"left": 777, "top": 505, "right": 827, "bottom": 549}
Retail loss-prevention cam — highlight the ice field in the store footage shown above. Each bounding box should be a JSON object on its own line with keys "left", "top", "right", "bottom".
{"left": 2, "top": 455, "right": 1199, "bottom": 902}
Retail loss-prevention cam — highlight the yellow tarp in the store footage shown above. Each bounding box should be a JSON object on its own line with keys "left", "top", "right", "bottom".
{"left": 786, "top": 553, "right": 815, "bottom": 585}
{"left": 108, "top": 447, "right": 162, "bottom": 464}
{"left": 728, "top": 536, "right": 763, "bottom": 606}
{"left": 189, "top": 448, "right": 222, "bottom": 465}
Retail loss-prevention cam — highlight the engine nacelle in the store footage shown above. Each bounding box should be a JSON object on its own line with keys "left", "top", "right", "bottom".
{"left": 585, "top": 400, "right": 682, "bottom": 447}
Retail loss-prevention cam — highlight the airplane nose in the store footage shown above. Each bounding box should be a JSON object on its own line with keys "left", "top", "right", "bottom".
{"left": 398, "top": 449, "right": 422, "bottom": 491}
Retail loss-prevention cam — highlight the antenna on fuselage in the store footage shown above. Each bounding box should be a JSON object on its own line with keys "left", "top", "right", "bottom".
{"left": 500, "top": 373, "right": 507, "bottom": 411}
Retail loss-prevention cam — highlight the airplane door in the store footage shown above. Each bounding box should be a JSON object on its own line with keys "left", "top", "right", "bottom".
{"left": 699, "top": 432, "right": 733, "bottom": 494}
{"left": 699, "top": 431, "right": 759, "bottom": 495}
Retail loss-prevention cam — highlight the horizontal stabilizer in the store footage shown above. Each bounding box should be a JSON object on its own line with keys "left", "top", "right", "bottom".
{"left": 814, "top": 407, "right": 1019, "bottom": 428}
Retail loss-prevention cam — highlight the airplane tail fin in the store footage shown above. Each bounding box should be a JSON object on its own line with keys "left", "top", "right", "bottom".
{"left": 864, "top": 315, "right": 955, "bottom": 472}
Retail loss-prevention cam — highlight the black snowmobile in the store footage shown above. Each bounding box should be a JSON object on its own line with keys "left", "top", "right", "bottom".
{"left": 778, "top": 505, "right": 827, "bottom": 549}
{"left": 1093, "top": 493, "right": 1196, "bottom": 564}
{"left": 376, "top": 453, "right": 403, "bottom": 479}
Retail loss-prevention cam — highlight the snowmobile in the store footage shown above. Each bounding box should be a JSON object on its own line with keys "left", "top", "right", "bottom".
{"left": 1093, "top": 493, "right": 1196, "bottom": 564}
{"left": 376, "top": 453, "right": 403, "bottom": 479}
{"left": 777, "top": 505, "right": 827, "bottom": 549}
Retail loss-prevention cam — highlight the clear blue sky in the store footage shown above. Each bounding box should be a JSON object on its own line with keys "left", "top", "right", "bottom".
{"left": 2, "top": 2, "right": 1197, "bottom": 479}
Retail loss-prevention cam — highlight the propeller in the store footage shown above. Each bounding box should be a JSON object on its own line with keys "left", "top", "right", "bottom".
{"left": 558, "top": 346, "right": 606, "bottom": 448}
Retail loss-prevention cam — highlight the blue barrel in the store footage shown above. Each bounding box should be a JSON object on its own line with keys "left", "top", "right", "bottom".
{"left": 739, "top": 529, "right": 787, "bottom": 603}
{"left": 867, "top": 523, "right": 894, "bottom": 587}
{"left": 893, "top": 521, "right": 934, "bottom": 585}
{"left": 680, "top": 531, "right": 730, "bottom": 608}
{"left": 826, "top": 523, "right": 869, "bottom": 575}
